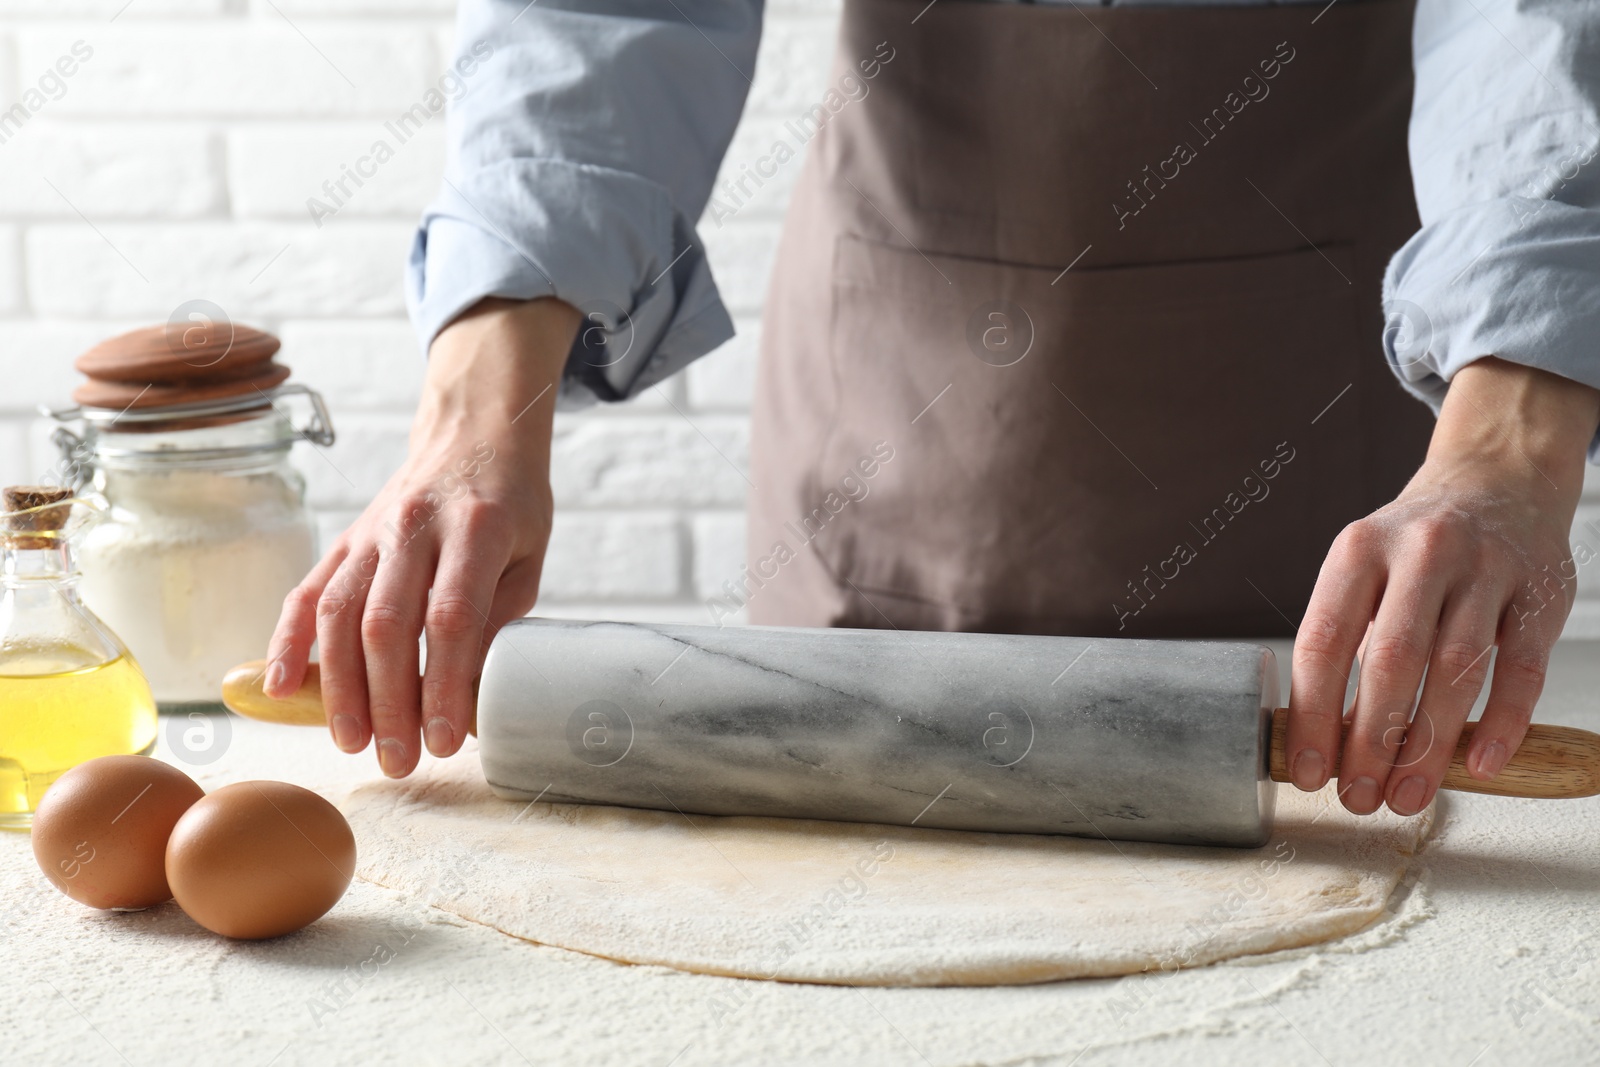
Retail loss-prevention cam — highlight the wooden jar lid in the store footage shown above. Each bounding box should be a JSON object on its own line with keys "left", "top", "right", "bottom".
{"left": 73, "top": 322, "right": 287, "bottom": 410}
{"left": 73, "top": 363, "right": 292, "bottom": 409}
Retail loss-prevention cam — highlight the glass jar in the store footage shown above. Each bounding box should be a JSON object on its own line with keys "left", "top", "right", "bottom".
{"left": 46, "top": 386, "right": 334, "bottom": 712}
{"left": 0, "top": 491, "right": 158, "bottom": 827}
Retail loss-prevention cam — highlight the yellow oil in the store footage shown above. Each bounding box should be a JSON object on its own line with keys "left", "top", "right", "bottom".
{"left": 0, "top": 651, "right": 159, "bottom": 829}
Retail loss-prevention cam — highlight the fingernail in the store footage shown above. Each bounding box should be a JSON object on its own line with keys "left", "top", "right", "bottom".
{"left": 1345, "top": 776, "right": 1381, "bottom": 813}
{"left": 377, "top": 739, "right": 409, "bottom": 778}
{"left": 424, "top": 717, "right": 456, "bottom": 757}
{"left": 1474, "top": 740, "right": 1509, "bottom": 779}
{"left": 331, "top": 715, "right": 363, "bottom": 753}
{"left": 264, "top": 660, "right": 288, "bottom": 697}
{"left": 1390, "top": 775, "right": 1428, "bottom": 816}
{"left": 1291, "top": 749, "right": 1325, "bottom": 791}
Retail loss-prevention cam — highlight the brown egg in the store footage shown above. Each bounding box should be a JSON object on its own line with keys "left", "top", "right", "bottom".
{"left": 32, "top": 755, "right": 205, "bottom": 910}
{"left": 166, "top": 780, "right": 356, "bottom": 939}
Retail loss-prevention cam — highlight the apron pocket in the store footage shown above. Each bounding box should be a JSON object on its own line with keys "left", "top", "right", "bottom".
{"left": 815, "top": 233, "right": 1370, "bottom": 637}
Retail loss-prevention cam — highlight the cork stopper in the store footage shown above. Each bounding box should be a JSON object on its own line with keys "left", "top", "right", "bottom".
{"left": 4, "top": 485, "right": 73, "bottom": 550}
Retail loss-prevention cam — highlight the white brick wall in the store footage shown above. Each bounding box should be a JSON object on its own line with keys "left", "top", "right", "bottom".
{"left": 228, "top": 125, "right": 445, "bottom": 219}
{"left": 0, "top": 224, "right": 22, "bottom": 314}
{"left": 275, "top": 320, "right": 424, "bottom": 410}
{"left": 0, "top": 124, "right": 221, "bottom": 217}
{"left": 0, "top": 319, "right": 133, "bottom": 406}
{"left": 1, "top": 0, "right": 1596, "bottom": 638}
{"left": 16, "top": 26, "right": 439, "bottom": 117}
{"left": 0, "top": 3, "right": 227, "bottom": 14}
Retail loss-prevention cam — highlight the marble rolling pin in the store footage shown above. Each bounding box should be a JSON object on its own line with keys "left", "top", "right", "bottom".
{"left": 225, "top": 619, "right": 1600, "bottom": 848}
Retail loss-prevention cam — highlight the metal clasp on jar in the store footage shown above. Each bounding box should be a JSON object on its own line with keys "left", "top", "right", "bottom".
{"left": 40, "top": 384, "right": 338, "bottom": 487}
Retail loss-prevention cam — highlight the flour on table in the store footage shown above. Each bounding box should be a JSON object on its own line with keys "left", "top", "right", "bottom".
{"left": 342, "top": 746, "right": 1435, "bottom": 987}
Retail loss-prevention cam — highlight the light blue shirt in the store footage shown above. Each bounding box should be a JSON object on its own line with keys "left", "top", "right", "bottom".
{"left": 405, "top": 0, "right": 1600, "bottom": 460}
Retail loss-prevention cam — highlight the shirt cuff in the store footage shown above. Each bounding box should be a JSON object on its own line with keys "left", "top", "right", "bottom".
{"left": 405, "top": 157, "right": 735, "bottom": 409}
{"left": 1382, "top": 197, "right": 1600, "bottom": 464}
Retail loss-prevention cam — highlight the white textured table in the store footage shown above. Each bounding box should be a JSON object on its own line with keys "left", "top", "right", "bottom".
{"left": 4, "top": 640, "right": 1597, "bottom": 1066}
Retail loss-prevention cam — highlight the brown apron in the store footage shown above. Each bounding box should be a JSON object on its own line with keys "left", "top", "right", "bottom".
{"left": 746, "top": 0, "right": 1432, "bottom": 638}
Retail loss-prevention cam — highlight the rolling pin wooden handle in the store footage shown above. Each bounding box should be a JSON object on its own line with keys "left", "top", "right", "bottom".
{"left": 221, "top": 659, "right": 480, "bottom": 736}
{"left": 223, "top": 660, "right": 330, "bottom": 727}
{"left": 1267, "top": 707, "right": 1600, "bottom": 800}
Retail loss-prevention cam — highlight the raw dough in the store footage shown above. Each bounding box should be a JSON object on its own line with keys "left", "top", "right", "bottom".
{"left": 344, "top": 745, "right": 1434, "bottom": 986}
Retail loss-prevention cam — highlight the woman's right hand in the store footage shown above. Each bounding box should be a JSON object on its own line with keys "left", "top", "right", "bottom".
{"left": 263, "top": 297, "right": 581, "bottom": 778}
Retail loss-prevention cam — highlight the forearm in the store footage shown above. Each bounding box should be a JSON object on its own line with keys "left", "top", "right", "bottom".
{"left": 1422, "top": 357, "right": 1600, "bottom": 509}
{"left": 415, "top": 296, "right": 581, "bottom": 465}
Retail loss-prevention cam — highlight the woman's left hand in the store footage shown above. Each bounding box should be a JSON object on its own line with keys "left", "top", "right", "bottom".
{"left": 1285, "top": 357, "right": 1600, "bottom": 816}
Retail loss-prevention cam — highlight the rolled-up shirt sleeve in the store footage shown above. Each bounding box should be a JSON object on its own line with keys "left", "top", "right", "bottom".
{"left": 1384, "top": 0, "right": 1600, "bottom": 462}
{"left": 406, "top": 0, "right": 763, "bottom": 406}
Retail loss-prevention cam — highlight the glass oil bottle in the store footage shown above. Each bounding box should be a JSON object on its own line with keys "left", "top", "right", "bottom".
{"left": 0, "top": 486, "right": 158, "bottom": 828}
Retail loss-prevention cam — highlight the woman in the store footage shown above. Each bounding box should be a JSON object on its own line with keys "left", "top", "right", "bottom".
{"left": 265, "top": 0, "right": 1600, "bottom": 824}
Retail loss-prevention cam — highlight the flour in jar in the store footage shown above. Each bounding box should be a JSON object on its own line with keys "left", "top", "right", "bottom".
{"left": 78, "top": 466, "right": 315, "bottom": 706}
